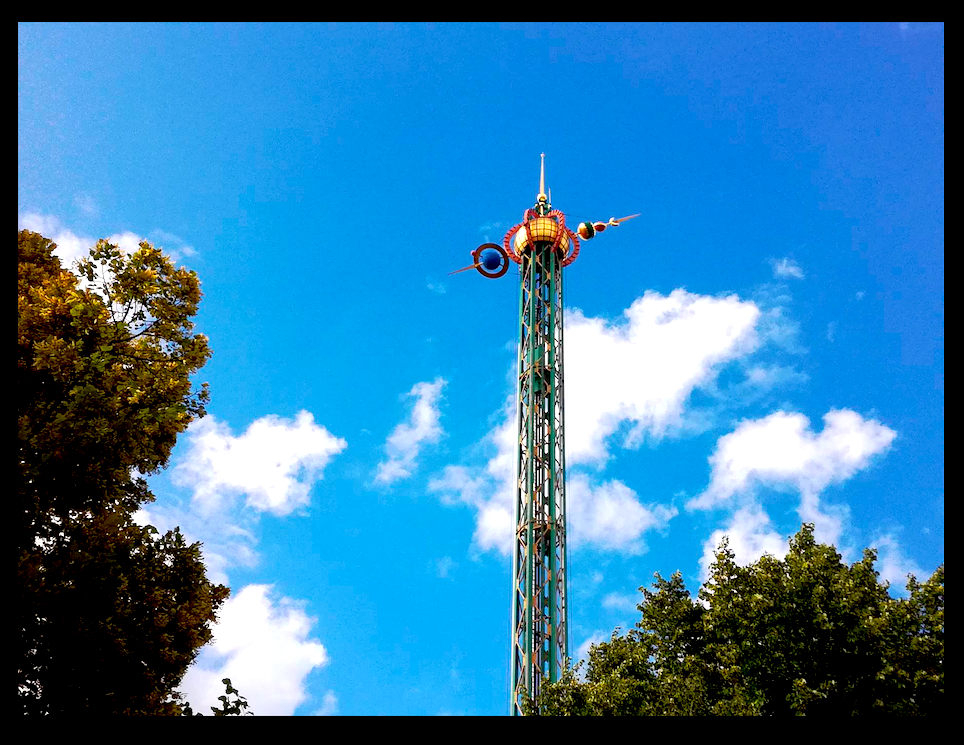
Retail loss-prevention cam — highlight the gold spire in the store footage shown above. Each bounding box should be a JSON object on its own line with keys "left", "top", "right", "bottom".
{"left": 537, "top": 153, "right": 547, "bottom": 203}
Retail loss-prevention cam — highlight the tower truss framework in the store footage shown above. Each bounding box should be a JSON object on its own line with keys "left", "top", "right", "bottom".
{"left": 457, "top": 155, "right": 634, "bottom": 715}
{"left": 509, "top": 202, "right": 570, "bottom": 716}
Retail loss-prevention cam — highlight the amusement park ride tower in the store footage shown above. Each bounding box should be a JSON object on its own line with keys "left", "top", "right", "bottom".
{"left": 451, "top": 155, "right": 637, "bottom": 715}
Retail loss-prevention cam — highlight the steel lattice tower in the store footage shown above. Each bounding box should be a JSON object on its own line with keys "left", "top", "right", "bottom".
{"left": 509, "top": 213, "right": 569, "bottom": 715}
{"left": 450, "top": 155, "right": 636, "bottom": 715}
{"left": 507, "top": 156, "right": 576, "bottom": 716}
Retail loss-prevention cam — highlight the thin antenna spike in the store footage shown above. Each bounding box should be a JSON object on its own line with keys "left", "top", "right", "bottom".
{"left": 448, "top": 262, "right": 482, "bottom": 275}
{"left": 540, "top": 153, "right": 545, "bottom": 196}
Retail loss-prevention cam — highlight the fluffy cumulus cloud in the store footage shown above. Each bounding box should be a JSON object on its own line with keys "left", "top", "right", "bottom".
{"left": 770, "top": 257, "right": 805, "bottom": 279}
{"left": 568, "top": 474, "right": 676, "bottom": 555}
{"left": 107, "top": 230, "right": 146, "bottom": 255}
{"left": 312, "top": 691, "right": 339, "bottom": 716}
{"left": 19, "top": 213, "right": 197, "bottom": 266}
{"left": 181, "top": 585, "right": 329, "bottom": 716}
{"left": 690, "top": 410, "right": 896, "bottom": 514}
{"left": 376, "top": 378, "right": 446, "bottom": 484}
{"left": 744, "top": 364, "right": 809, "bottom": 391}
{"left": 19, "top": 213, "right": 95, "bottom": 266}
{"left": 601, "top": 592, "right": 639, "bottom": 613}
{"left": 133, "top": 504, "right": 258, "bottom": 587}
{"left": 698, "top": 504, "right": 787, "bottom": 580}
{"left": 872, "top": 534, "right": 926, "bottom": 593}
{"left": 428, "top": 464, "right": 512, "bottom": 554}
{"left": 565, "top": 289, "right": 761, "bottom": 464}
{"left": 174, "top": 412, "right": 347, "bottom": 516}
{"left": 428, "top": 398, "right": 516, "bottom": 553}
{"left": 691, "top": 409, "right": 897, "bottom": 573}
{"left": 429, "top": 417, "right": 676, "bottom": 556}
{"left": 430, "top": 289, "right": 765, "bottom": 555}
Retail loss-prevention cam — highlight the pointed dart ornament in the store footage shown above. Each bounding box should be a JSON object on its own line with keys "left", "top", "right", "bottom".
{"left": 576, "top": 213, "right": 641, "bottom": 240}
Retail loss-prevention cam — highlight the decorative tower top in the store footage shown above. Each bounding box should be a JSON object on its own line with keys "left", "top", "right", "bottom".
{"left": 448, "top": 154, "right": 640, "bottom": 278}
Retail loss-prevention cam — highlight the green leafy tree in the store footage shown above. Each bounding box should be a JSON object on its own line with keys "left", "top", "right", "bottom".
{"left": 183, "top": 679, "right": 253, "bottom": 716}
{"left": 533, "top": 524, "right": 943, "bottom": 715}
{"left": 18, "top": 230, "right": 228, "bottom": 715}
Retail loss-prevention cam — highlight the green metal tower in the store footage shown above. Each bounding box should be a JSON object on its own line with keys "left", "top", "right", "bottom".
{"left": 508, "top": 156, "right": 571, "bottom": 716}
{"left": 450, "top": 156, "right": 637, "bottom": 715}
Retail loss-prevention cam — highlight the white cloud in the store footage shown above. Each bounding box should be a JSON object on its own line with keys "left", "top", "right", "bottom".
{"left": 576, "top": 631, "right": 608, "bottom": 664}
{"left": 140, "top": 412, "right": 346, "bottom": 587}
{"left": 744, "top": 364, "right": 809, "bottom": 390}
{"left": 150, "top": 228, "right": 197, "bottom": 259}
{"left": 180, "top": 585, "right": 328, "bottom": 716}
{"left": 428, "top": 398, "right": 520, "bottom": 555}
{"left": 19, "top": 212, "right": 94, "bottom": 266}
{"left": 826, "top": 321, "right": 837, "bottom": 342}
{"left": 429, "top": 443, "right": 677, "bottom": 557}
{"left": 757, "top": 305, "right": 804, "bottom": 353}
{"left": 428, "top": 461, "right": 513, "bottom": 554}
{"left": 697, "top": 517, "right": 926, "bottom": 596}
{"left": 174, "top": 412, "right": 347, "bottom": 516}
{"left": 691, "top": 409, "right": 896, "bottom": 574}
{"left": 431, "top": 289, "right": 765, "bottom": 555}
{"left": 698, "top": 504, "right": 787, "bottom": 580}
{"left": 473, "top": 501, "right": 514, "bottom": 554}
{"left": 873, "top": 534, "right": 926, "bottom": 594}
{"left": 689, "top": 409, "right": 896, "bottom": 518}
{"left": 429, "top": 465, "right": 490, "bottom": 509}
{"left": 107, "top": 230, "right": 146, "bottom": 256}
{"left": 568, "top": 474, "right": 676, "bottom": 555}
{"left": 132, "top": 507, "right": 153, "bottom": 528}
{"left": 434, "top": 556, "right": 457, "bottom": 578}
{"left": 312, "top": 691, "right": 339, "bottom": 716}
{"left": 133, "top": 503, "right": 258, "bottom": 586}
{"left": 376, "top": 378, "right": 446, "bottom": 484}
{"left": 601, "top": 592, "right": 639, "bottom": 613}
{"left": 101, "top": 227, "right": 197, "bottom": 264}
{"left": 19, "top": 213, "right": 197, "bottom": 265}
{"left": 74, "top": 193, "right": 98, "bottom": 217}
{"left": 770, "top": 257, "right": 804, "bottom": 279}
{"left": 18, "top": 213, "right": 145, "bottom": 265}
{"left": 565, "top": 289, "right": 761, "bottom": 464}
{"left": 478, "top": 221, "right": 507, "bottom": 242}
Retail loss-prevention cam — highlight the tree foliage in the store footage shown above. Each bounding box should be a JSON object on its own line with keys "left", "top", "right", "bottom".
{"left": 532, "top": 524, "right": 943, "bottom": 716}
{"left": 182, "top": 679, "right": 253, "bottom": 716}
{"left": 18, "top": 230, "right": 228, "bottom": 715}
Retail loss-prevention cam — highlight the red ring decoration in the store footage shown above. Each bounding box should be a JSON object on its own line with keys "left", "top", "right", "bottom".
{"left": 501, "top": 210, "right": 583, "bottom": 266}
{"left": 562, "top": 228, "right": 580, "bottom": 266}
{"left": 503, "top": 223, "right": 523, "bottom": 263}
{"left": 473, "top": 243, "right": 509, "bottom": 279}
{"left": 548, "top": 209, "right": 566, "bottom": 256}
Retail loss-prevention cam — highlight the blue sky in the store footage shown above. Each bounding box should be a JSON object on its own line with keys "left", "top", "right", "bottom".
{"left": 19, "top": 23, "right": 943, "bottom": 716}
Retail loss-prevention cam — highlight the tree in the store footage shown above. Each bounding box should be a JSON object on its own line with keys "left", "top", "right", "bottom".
{"left": 18, "top": 230, "right": 228, "bottom": 715}
{"left": 532, "top": 524, "right": 943, "bottom": 715}
{"left": 182, "top": 679, "right": 253, "bottom": 716}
